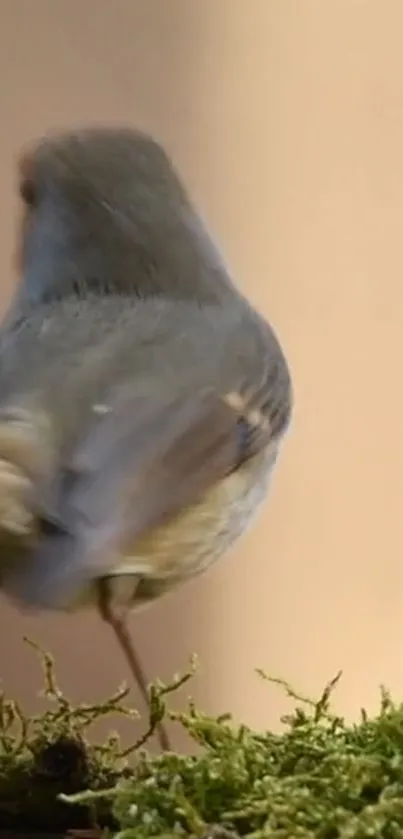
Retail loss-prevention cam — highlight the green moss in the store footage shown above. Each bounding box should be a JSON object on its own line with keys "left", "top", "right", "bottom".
{"left": 0, "top": 638, "right": 136, "bottom": 832}
{"left": 0, "top": 638, "right": 196, "bottom": 834}
{"left": 3, "top": 643, "right": 403, "bottom": 838}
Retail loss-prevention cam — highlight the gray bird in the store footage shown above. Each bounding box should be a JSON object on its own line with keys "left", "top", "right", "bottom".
{"left": 0, "top": 126, "right": 292, "bottom": 749}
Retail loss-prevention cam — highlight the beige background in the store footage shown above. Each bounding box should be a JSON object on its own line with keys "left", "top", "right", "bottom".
{"left": 0, "top": 0, "right": 402, "bottom": 748}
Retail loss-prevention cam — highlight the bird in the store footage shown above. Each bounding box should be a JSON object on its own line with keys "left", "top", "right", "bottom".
{"left": 0, "top": 125, "right": 293, "bottom": 750}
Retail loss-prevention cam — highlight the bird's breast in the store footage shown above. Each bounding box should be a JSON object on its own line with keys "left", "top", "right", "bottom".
{"left": 112, "top": 442, "right": 278, "bottom": 610}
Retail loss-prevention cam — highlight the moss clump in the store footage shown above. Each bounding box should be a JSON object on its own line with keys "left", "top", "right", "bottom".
{"left": 0, "top": 638, "right": 196, "bottom": 834}
{"left": 0, "top": 637, "right": 137, "bottom": 832}
{"left": 3, "top": 644, "right": 403, "bottom": 838}
{"left": 63, "top": 672, "right": 403, "bottom": 839}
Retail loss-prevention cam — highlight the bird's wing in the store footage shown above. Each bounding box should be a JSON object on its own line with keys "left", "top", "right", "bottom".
{"left": 3, "top": 374, "right": 278, "bottom": 611}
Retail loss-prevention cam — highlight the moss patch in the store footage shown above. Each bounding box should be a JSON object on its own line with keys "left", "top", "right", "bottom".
{"left": 2, "top": 643, "right": 403, "bottom": 838}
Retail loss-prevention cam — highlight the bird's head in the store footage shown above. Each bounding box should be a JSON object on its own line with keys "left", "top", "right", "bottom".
{"left": 15, "top": 125, "right": 229, "bottom": 304}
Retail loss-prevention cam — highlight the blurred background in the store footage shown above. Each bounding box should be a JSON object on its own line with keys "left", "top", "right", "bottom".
{"left": 1, "top": 0, "right": 403, "bottom": 749}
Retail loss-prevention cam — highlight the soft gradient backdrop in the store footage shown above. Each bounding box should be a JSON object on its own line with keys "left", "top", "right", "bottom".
{"left": 0, "top": 0, "right": 402, "bottom": 748}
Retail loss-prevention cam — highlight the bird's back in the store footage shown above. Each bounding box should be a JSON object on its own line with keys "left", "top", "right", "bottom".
{"left": 0, "top": 289, "right": 291, "bottom": 453}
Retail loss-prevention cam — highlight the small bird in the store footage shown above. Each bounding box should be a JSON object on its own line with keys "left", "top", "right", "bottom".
{"left": 0, "top": 126, "right": 292, "bottom": 749}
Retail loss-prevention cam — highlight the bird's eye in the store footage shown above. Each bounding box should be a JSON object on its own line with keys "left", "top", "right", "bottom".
{"left": 19, "top": 178, "right": 38, "bottom": 207}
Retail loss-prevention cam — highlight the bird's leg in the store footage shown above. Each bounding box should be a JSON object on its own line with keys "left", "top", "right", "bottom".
{"left": 97, "top": 577, "right": 171, "bottom": 752}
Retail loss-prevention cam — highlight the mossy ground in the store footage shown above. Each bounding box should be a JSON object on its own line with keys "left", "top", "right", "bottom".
{"left": 2, "top": 642, "right": 403, "bottom": 838}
